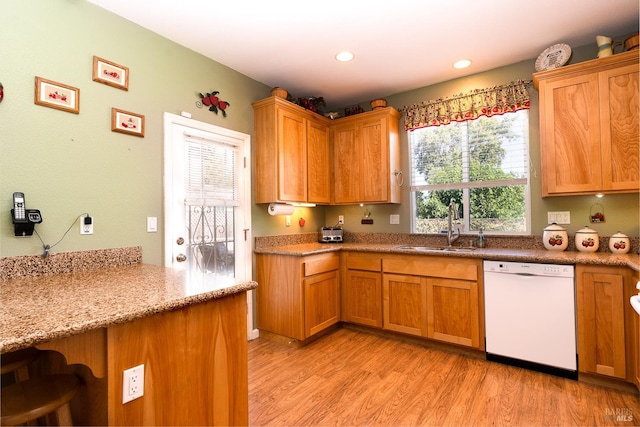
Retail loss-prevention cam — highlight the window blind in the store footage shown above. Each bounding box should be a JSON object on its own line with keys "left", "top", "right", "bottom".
{"left": 184, "top": 135, "right": 240, "bottom": 207}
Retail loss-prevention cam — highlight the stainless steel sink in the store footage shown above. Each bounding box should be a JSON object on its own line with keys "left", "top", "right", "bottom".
{"left": 442, "top": 247, "right": 477, "bottom": 252}
{"left": 394, "top": 245, "right": 476, "bottom": 252}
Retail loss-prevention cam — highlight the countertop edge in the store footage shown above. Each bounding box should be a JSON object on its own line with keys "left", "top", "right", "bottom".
{"left": 254, "top": 243, "right": 640, "bottom": 271}
{"left": 0, "top": 264, "right": 258, "bottom": 354}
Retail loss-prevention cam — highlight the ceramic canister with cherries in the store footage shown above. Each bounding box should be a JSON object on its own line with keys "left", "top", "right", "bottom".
{"left": 544, "top": 224, "right": 630, "bottom": 254}
{"left": 574, "top": 226, "right": 630, "bottom": 254}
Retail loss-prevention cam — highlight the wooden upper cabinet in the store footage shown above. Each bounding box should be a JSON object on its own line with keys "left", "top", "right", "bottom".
{"left": 306, "top": 117, "right": 332, "bottom": 204}
{"left": 333, "top": 107, "right": 402, "bottom": 204}
{"left": 253, "top": 97, "right": 331, "bottom": 204}
{"left": 277, "top": 107, "right": 308, "bottom": 202}
{"left": 533, "top": 50, "right": 639, "bottom": 196}
{"left": 600, "top": 64, "right": 640, "bottom": 191}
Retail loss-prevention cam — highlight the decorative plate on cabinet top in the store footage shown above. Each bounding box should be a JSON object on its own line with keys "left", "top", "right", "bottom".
{"left": 535, "top": 43, "right": 572, "bottom": 71}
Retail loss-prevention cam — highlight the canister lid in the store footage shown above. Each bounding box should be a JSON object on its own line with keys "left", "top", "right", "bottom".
{"left": 576, "top": 226, "right": 598, "bottom": 234}
{"left": 610, "top": 231, "right": 628, "bottom": 239}
{"left": 543, "top": 223, "right": 566, "bottom": 231}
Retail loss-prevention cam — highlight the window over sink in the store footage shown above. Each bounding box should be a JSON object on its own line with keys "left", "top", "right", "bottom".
{"left": 408, "top": 109, "right": 531, "bottom": 234}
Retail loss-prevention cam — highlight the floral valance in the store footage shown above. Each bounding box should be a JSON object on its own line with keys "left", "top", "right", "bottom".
{"left": 403, "top": 80, "right": 530, "bottom": 131}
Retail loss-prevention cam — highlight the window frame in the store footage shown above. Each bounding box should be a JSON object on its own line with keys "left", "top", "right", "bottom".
{"left": 408, "top": 110, "right": 531, "bottom": 236}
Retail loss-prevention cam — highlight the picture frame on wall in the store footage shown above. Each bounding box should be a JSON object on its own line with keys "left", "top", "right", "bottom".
{"left": 111, "top": 108, "right": 145, "bottom": 137}
{"left": 34, "top": 77, "right": 80, "bottom": 114}
{"left": 93, "top": 56, "right": 129, "bottom": 90}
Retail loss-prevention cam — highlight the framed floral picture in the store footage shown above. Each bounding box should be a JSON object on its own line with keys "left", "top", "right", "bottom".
{"left": 34, "top": 77, "right": 80, "bottom": 114}
{"left": 93, "top": 56, "right": 129, "bottom": 90}
{"left": 111, "top": 108, "right": 145, "bottom": 137}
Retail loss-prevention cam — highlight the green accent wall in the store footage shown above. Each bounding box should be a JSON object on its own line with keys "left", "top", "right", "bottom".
{"left": 0, "top": 1, "right": 275, "bottom": 264}
{"left": 328, "top": 35, "right": 639, "bottom": 238}
{"left": 1, "top": 2, "right": 637, "bottom": 265}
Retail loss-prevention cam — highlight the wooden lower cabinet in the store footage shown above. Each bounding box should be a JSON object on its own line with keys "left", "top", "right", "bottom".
{"left": 383, "top": 273, "right": 428, "bottom": 337}
{"left": 256, "top": 252, "right": 339, "bottom": 341}
{"left": 576, "top": 265, "right": 627, "bottom": 379}
{"left": 304, "top": 270, "right": 340, "bottom": 337}
{"left": 381, "top": 255, "right": 483, "bottom": 349}
{"left": 427, "top": 277, "right": 480, "bottom": 348}
{"left": 343, "top": 253, "right": 382, "bottom": 328}
{"left": 635, "top": 305, "right": 640, "bottom": 389}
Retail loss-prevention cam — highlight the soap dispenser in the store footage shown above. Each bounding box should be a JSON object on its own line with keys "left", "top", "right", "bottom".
{"left": 477, "top": 228, "right": 486, "bottom": 248}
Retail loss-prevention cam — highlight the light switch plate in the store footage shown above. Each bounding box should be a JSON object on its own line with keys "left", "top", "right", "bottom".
{"left": 147, "top": 217, "right": 157, "bottom": 232}
{"left": 390, "top": 214, "right": 400, "bottom": 225}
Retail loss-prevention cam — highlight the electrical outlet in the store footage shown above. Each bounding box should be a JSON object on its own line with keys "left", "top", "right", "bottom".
{"left": 389, "top": 214, "right": 400, "bottom": 225}
{"left": 285, "top": 215, "right": 291, "bottom": 227}
{"left": 547, "top": 211, "right": 570, "bottom": 224}
{"left": 80, "top": 216, "right": 93, "bottom": 235}
{"left": 122, "top": 364, "right": 144, "bottom": 404}
{"left": 338, "top": 215, "right": 344, "bottom": 225}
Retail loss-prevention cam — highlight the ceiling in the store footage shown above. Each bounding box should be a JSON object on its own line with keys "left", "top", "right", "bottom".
{"left": 87, "top": 0, "right": 638, "bottom": 110}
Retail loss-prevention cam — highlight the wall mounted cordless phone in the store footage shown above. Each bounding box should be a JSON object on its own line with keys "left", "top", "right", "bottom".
{"left": 11, "top": 191, "right": 42, "bottom": 236}
{"left": 13, "top": 192, "right": 26, "bottom": 222}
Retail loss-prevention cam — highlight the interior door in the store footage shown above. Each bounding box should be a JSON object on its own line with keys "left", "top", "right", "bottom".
{"left": 163, "top": 113, "right": 257, "bottom": 339}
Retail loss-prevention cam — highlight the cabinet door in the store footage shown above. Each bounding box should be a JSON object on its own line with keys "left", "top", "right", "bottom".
{"left": 577, "top": 268, "right": 626, "bottom": 378}
{"left": 255, "top": 254, "right": 304, "bottom": 340}
{"left": 333, "top": 122, "right": 359, "bottom": 203}
{"left": 277, "top": 107, "right": 307, "bottom": 202}
{"left": 427, "top": 278, "right": 480, "bottom": 348}
{"left": 599, "top": 64, "right": 640, "bottom": 192}
{"left": 635, "top": 309, "right": 640, "bottom": 389}
{"left": 304, "top": 270, "right": 339, "bottom": 337}
{"left": 306, "top": 118, "right": 331, "bottom": 204}
{"left": 383, "top": 274, "right": 427, "bottom": 337}
{"left": 539, "top": 74, "right": 602, "bottom": 195}
{"left": 359, "top": 116, "right": 389, "bottom": 202}
{"left": 344, "top": 270, "right": 382, "bottom": 328}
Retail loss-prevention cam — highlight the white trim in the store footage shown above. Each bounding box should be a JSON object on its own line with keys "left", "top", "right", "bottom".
{"left": 163, "top": 113, "right": 258, "bottom": 340}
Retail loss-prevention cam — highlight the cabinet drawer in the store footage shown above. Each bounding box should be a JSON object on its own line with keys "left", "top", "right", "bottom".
{"left": 346, "top": 254, "right": 382, "bottom": 271}
{"left": 304, "top": 253, "right": 339, "bottom": 276}
{"left": 383, "top": 256, "right": 478, "bottom": 281}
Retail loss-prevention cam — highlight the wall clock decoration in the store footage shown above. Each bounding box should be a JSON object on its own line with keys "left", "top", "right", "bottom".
{"left": 196, "top": 90, "right": 230, "bottom": 117}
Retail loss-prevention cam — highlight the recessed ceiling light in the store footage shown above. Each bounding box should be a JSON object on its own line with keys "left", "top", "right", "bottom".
{"left": 336, "top": 51, "right": 354, "bottom": 62}
{"left": 453, "top": 59, "right": 472, "bottom": 69}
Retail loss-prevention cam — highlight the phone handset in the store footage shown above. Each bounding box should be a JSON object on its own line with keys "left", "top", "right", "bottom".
{"left": 13, "top": 192, "right": 26, "bottom": 222}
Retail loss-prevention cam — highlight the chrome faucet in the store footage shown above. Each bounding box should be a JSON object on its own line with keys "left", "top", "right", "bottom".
{"left": 447, "top": 201, "right": 460, "bottom": 247}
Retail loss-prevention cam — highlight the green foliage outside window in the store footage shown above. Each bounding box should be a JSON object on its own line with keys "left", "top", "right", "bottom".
{"left": 410, "top": 111, "right": 529, "bottom": 233}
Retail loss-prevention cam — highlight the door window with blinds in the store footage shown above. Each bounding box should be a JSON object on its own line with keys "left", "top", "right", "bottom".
{"left": 408, "top": 110, "right": 530, "bottom": 234}
{"left": 184, "top": 134, "right": 239, "bottom": 275}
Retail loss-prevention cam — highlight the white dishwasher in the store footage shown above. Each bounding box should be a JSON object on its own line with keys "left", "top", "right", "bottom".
{"left": 483, "top": 260, "right": 577, "bottom": 379}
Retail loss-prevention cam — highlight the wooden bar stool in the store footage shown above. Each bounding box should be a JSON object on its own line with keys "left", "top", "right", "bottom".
{"left": 1, "top": 374, "right": 80, "bottom": 426}
{"left": 1, "top": 347, "right": 40, "bottom": 383}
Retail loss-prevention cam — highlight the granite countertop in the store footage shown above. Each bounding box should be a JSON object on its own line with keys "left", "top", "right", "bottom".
{"left": 0, "top": 264, "right": 257, "bottom": 354}
{"left": 254, "top": 242, "right": 640, "bottom": 271}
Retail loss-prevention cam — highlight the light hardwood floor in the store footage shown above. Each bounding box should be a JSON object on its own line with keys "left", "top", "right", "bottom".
{"left": 248, "top": 327, "right": 639, "bottom": 426}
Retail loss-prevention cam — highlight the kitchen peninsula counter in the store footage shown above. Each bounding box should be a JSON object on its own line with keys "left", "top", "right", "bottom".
{"left": 0, "top": 263, "right": 257, "bottom": 354}
{"left": 0, "top": 262, "right": 257, "bottom": 426}
{"left": 254, "top": 242, "right": 640, "bottom": 271}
